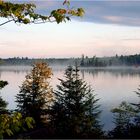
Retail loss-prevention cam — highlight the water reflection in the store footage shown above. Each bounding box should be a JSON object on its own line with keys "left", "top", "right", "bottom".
{"left": 1, "top": 66, "right": 140, "bottom": 77}
{"left": 0, "top": 66, "right": 140, "bottom": 131}
{"left": 81, "top": 68, "right": 140, "bottom": 79}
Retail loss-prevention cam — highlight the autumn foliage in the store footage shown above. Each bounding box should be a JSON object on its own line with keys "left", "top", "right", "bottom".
{"left": 0, "top": 0, "right": 84, "bottom": 26}
{"left": 16, "top": 62, "right": 53, "bottom": 125}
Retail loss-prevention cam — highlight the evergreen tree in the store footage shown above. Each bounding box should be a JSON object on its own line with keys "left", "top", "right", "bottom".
{"left": 49, "top": 65, "right": 103, "bottom": 138}
{"left": 108, "top": 102, "right": 136, "bottom": 138}
{"left": 109, "top": 86, "right": 140, "bottom": 139}
{"left": 80, "top": 54, "right": 85, "bottom": 66}
{"left": 0, "top": 80, "right": 8, "bottom": 114}
{"left": 16, "top": 62, "right": 53, "bottom": 125}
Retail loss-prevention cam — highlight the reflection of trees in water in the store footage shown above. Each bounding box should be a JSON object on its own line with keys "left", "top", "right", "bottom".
{"left": 0, "top": 66, "right": 66, "bottom": 74}
{"left": 81, "top": 70, "right": 85, "bottom": 79}
{"left": 0, "top": 70, "right": 29, "bottom": 74}
{"left": 0, "top": 66, "right": 31, "bottom": 74}
{"left": 0, "top": 66, "right": 140, "bottom": 78}
{"left": 80, "top": 68, "right": 140, "bottom": 78}
{"left": 0, "top": 71, "right": 1, "bottom": 79}
{"left": 81, "top": 69, "right": 97, "bottom": 79}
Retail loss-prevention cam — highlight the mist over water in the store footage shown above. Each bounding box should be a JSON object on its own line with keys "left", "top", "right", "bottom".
{"left": 0, "top": 65, "right": 140, "bottom": 131}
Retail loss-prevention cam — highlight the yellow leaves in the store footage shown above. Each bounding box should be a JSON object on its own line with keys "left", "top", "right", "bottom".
{"left": 0, "top": 112, "right": 35, "bottom": 138}
{"left": 33, "top": 62, "right": 53, "bottom": 79}
{"left": 77, "top": 8, "right": 85, "bottom": 17}
{"left": 46, "top": 91, "right": 54, "bottom": 99}
{"left": 20, "top": 62, "right": 54, "bottom": 107}
{"left": 0, "top": 0, "right": 3, "bottom": 5}
{"left": 67, "top": 8, "right": 85, "bottom": 17}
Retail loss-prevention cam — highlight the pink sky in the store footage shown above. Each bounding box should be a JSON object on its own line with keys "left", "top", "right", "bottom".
{"left": 0, "top": 1, "right": 140, "bottom": 58}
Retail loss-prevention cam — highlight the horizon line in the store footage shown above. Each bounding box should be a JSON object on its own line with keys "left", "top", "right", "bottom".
{"left": 1, "top": 53, "right": 140, "bottom": 59}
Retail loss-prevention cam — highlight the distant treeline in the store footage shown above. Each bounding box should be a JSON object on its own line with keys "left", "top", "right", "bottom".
{"left": 80, "top": 54, "right": 140, "bottom": 67}
{"left": 0, "top": 57, "right": 76, "bottom": 66}
{"left": 1, "top": 54, "right": 140, "bottom": 67}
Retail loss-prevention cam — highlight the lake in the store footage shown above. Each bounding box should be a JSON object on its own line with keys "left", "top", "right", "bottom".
{"left": 0, "top": 65, "right": 140, "bottom": 131}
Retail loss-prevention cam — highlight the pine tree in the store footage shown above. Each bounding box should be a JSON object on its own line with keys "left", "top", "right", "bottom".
{"left": 16, "top": 62, "right": 53, "bottom": 125}
{"left": 80, "top": 54, "right": 85, "bottom": 66}
{"left": 0, "top": 80, "right": 8, "bottom": 114}
{"left": 49, "top": 65, "right": 103, "bottom": 138}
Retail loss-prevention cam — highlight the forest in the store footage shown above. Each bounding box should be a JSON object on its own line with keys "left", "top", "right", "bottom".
{"left": 0, "top": 62, "right": 140, "bottom": 139}
{"left": 80, "top": 54, "right": 140, "bottom": 67}
{"left": 1, "top": 53, "right": 140, "bottom": 67}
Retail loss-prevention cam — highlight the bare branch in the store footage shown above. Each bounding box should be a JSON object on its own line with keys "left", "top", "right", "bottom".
{"left": 0, "top": 19, "right": 14, "bottom": 26}
{"left": 33, "top": 20, "right": 56, "bottom": 24}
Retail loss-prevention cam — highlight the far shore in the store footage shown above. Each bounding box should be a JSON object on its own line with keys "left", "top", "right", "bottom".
{"left": 0, "top": 65, "right": 140, "bottom": 71}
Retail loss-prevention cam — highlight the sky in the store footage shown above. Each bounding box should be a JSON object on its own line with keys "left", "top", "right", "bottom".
{"left": 0, "top": 0, "right": 140, "bottom": 58}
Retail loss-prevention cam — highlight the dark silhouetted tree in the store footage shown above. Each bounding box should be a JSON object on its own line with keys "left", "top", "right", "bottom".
{"left": 80, "top": 54, "right": 85, "bottom": 66}
{"left": 49, "top": 65, "right": 103, "bottom": 138}
{"left": 108, "top": 101, "right": 137, "bottom": 138}
{"left": 108, "top": 86, "right": 140, "bottom": 139}
{"left": 0, "top": 80, "right": 8, "bottom": 114}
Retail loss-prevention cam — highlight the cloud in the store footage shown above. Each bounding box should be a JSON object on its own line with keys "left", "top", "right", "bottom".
{"left": 103, "top": 16, "right": 123, "bottom": 23}
{"left": 34, "top": 1, "right": 140, "bottom": 27}
{"left": 7, "top": 1, "right": 140, "bottom": 26}
{"left": 101, "top": 16, "right": 140, "bottom": 26}
{"left": 79, "top": 1, "right": 140, "bottom": 26}
{"left": 121, "top": 38, "right": 140, "bottom": 41}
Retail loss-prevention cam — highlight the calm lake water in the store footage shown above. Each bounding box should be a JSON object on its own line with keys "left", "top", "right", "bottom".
{"left": 0, "top": 66, "right": 140, "bottom": 131}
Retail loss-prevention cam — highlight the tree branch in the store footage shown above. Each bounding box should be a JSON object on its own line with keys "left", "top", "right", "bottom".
{"left": 33, "top": 20, "right": 56, "bottom": 24}
{"left": 0, "top": 19, "right": 14, "bottom": 26}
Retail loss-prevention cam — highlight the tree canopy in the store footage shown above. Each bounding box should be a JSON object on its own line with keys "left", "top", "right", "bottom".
{"left": 0, "top": 0, "right": 84, "bottom": 26}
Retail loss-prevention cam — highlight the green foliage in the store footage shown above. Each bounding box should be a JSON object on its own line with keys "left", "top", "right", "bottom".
{"left": 0, "top": 112, "right": 35, "bottom": 139}
{"left": 25, "top": 117, "right": 35, "bottom": 129}
{"left": 0, "top": 0, "right": 84, "bottom": 26}
{"left": 49, "top": 65, "right": 103, "bottom": 138}
{"left": 16, "top": 62, "right": 53, "bottom": 125}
